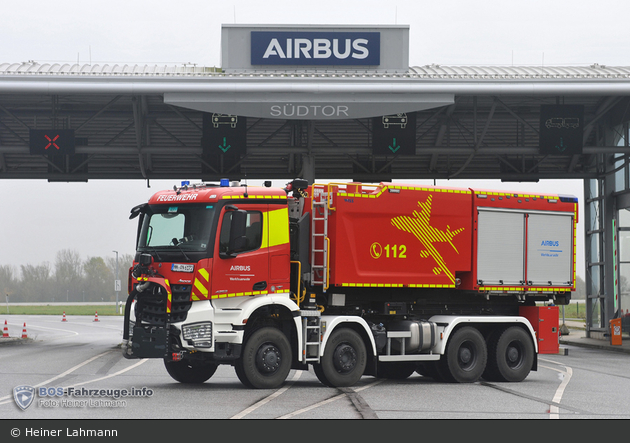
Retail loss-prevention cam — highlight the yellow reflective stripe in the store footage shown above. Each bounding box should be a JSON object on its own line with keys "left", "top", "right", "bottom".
{"left": 341, "top": 283, "right": 455, "bottom": 288}
{"left": 194, "top": 279, "right": 208, "bottom": 296}
{"left": 193, "top": 267, "right": 210, "bottom": 298}
{"left": 222, "top": 195, "right": 287, "bottom": 200}
{"left": 165, "top": 279, "right": 172, "bottom": 313}
{"left": 261, "top": 212, "right": 269, "bottom": 248}
{"left": 478, "top": 286, "right": 570, "bottom": 292}
{"left": 210, "top": 289, "right": 290, "bottom": 299}
{"left": 261, "top": 208, "right": 290, "bottom": 248}
{"left": 268, "top": 207, "right": 289, "bottom": 247}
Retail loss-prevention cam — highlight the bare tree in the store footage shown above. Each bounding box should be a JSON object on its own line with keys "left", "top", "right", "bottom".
{"left": 54, "top": 249, "right": 84, "bottom": 302}
{"left": 19, "top": 262, "right": 52, "bottom": 302}
{"left": 0, "top": 264, "right": 18, "bottom": 302}
{"left": 84, "top": 256, "right": 114, "bottom": 301}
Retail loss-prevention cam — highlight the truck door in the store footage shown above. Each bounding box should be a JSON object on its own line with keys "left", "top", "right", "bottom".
{"left": 211, "top": 204, "right": 270, "bottom": 299}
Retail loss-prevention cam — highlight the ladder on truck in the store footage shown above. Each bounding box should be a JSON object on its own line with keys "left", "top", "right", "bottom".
{"left": 310, "top": 185, "right": 331, "bottom": 292}
{"left": 301, "top": 310, "right": 321, "bottom": 363}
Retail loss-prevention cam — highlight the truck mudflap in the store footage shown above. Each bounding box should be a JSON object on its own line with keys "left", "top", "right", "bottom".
{"left": 128, "top": 326, "right": 168, "bottom": 359}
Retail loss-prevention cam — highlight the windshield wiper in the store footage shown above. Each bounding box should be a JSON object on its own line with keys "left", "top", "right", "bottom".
{"left": 141, "top": 246, "right": 163, "bottom": 262}
{"left": 171, "top": 238, "right": 191, "bottom": 261}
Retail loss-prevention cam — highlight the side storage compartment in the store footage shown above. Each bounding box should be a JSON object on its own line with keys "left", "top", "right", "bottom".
{"left": 526, "top": 213, "right": 574, "bottom": 287}
{"left": 477, "top": 209, "right": 525, "bottom": 286}
{"left": 475, "top": 207, "right": 574, "bottom": 290}
{"left": 519, "top": 305, "right": 559, "bottom": 354}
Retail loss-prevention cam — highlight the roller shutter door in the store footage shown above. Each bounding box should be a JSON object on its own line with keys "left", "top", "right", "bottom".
{"left": 477, "top": 210, "right": 525, "bottom": 285}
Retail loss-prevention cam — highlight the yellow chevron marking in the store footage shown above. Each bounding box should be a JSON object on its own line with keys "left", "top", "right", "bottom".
{"left": 391, "top": 195, "right": 464, "bottom": 284}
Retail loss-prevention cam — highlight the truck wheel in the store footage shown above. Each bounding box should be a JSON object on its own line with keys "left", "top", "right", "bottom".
{"left": 377, "top": 362, "right": 417, "bottom": 380}
{"left": 235, "top": 327, "right": 292, "bottom": 389}
{"left": 314, "top": 328, "right": 367, "bottom": 387}
{"left": 440, "top": 326, "right": 487, "bottom": 383}
{"left": 164, "top": 359, "right": 218, "bottom": 383}
{"left": 484, "top": 326, "right": 534, "bottom": 382}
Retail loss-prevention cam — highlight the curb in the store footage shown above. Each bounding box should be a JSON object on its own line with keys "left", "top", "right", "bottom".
{"left": 559, "top": 337, "right": 630, "bottom": 354}
{"left": 0, "top": 337, "right": 32, "bottom": 345}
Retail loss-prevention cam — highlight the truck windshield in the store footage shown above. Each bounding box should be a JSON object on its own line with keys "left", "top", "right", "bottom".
{"left": 138, "top": 204, "right": 217, "bottom": 256}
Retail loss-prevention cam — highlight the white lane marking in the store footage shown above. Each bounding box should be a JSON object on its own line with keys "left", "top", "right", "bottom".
{"left": 64, "top": 358, "right": 148, "bottom": 388}
{"left": 230, "top": 371, "right": 303, "bottom": 419}
{"left": 276, "top": 379, "right": 384, "bottom": 419}
{"left": 0, "top": 350, "right": 147, "bottom": 406}
{"left": 539, "top": 362, "right": 573, "bottom": 419}
{"left": 0, "top": 350, "right": 111, "bottom": 405}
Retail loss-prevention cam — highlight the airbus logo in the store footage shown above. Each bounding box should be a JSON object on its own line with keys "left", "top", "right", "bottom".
{"left": 251, "top": 31, "right": 380, "bottom": 66}
{"left": 541, "top": 240, "right": 560, "bottom": 247}
{"left": 262, "top": 38, "right": 370, "bottom": 60}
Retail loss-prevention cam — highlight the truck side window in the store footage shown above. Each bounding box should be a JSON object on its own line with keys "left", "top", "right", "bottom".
{"left": 219, "top": 210, "right": 263, "bottom": 255}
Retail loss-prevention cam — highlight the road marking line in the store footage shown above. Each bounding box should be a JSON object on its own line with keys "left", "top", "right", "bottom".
{"left": 540, "top": 363, "right": 573, "bottom": 419}
{"left": 16, "top": 323, "right": 79, "bottom": 336}
{"left": 230, "top": 370, "right": 302, "bottom": 419}
{"left": 276, "top": 379, "right": 384, "bottom": 419}
{"left": 63, "top": 358, "right": 148, "bottom": 388}
{"left": 0, "top": 350, "right": 147, "bottom": 406}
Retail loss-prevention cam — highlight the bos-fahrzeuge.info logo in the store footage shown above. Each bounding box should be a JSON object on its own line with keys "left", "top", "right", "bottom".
{"left": 13, "top": 385, "right": 154, "bottom": 410}
{"left": 13, "top": 386, "right": 35, "bottom": 411}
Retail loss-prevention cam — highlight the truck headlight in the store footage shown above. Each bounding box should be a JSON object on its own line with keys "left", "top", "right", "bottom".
{"left": 182, "top": 322, "right": 213, "bottom": 348}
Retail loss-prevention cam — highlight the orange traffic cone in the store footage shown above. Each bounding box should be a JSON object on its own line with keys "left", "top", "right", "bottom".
{"left": 93, "top": 311, "right": 99, "bottom": 322}
{"left": 21, "top": 323, "right": 27, "bottom": 339}
{"left": 62, "top": 312, "right": 67, "bottom": 322}
{"left": 2, "top": 320, "right": 8, "bottom": 338}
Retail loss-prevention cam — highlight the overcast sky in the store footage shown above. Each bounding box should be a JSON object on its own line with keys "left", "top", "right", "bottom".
{"left": 2, "top": 0, "right": 626, "bottom": 275}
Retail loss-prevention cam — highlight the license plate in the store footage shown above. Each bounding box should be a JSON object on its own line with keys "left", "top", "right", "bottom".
{"left": 172, "top": 263, "right": 194, "bottom": 273}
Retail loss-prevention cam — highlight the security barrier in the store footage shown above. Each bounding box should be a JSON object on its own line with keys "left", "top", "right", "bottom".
{"left": 610, "top": 318, "right": 622, "bottom": 346}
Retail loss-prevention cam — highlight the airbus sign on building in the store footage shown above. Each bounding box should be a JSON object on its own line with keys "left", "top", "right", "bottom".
{"left": 250, "top": 31, "right": 381, "bottom": 66}
{"left": 221, "top": 24, "right": 408, "bottom": 72}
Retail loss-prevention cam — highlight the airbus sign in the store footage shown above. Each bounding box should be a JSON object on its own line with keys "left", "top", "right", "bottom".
{"left": 251, "top": 31, "right": 380, "bottom": 66}
{"left": 221, "top": 25, "right": 408, "bottom": 73}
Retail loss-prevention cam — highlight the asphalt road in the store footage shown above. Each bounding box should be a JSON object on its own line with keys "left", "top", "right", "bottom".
{"left": 1, "top": 315, "right": 629, "bottom": 421}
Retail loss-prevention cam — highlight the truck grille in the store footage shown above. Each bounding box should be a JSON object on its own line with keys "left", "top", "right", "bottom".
{"left": 170, "top": 284, "right": 193, "bottom": 323}
{"left": 136, "top": 283, "right": 192, "bottom": 326}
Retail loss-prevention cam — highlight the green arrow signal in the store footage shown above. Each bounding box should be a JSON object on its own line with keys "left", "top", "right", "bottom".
{"left": 218, "top": 137, "right": 231, "bottom": 153}
{"left": 388, "top": 137, "right": 401, "bottom": 153}
{"left": 555, "top": 137, "right": 566, "bottom": 152}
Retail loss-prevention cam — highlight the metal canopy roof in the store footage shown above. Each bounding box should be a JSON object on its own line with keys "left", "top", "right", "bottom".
{"left": 3, "top": 62, "right": 630, "bottom": 78}
{"left": 1, "top": 62, "right": 629, "bottom": 182}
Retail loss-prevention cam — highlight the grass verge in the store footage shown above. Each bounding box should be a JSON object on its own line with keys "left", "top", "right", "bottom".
{"left": 3, "top": 305, "right": 123, "bottom": 316}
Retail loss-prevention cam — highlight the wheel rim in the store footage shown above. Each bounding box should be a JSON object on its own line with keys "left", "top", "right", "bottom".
{"left": 505, "top": 341, "right": 524, "bottom": 369}
{"left": 457, "top": 341, "right": 477, "bottom": 372}
{"left": 333, "top": 343, "right": 357, "bottom": 373}
{"left": 255, "top": 343, "right": 282, "bottom": 374}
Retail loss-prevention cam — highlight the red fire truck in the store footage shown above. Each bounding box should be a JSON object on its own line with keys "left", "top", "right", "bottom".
{"left": 122, "top": 178, "right": 577, "bottom": 388}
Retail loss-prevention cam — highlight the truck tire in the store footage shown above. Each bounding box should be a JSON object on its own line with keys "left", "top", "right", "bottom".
{"left": 164, "top": 359, "right": 218, "bottom": 383}
{"left": 440, "top": 326, "right": 487, "bottom": 383}
{"left": 314, "top": 328, "right": 367, "bottom": 387}
{"left": 235, "top": 327, "right": 292, "bottom": 389}
{"left": 483, "top": 326, "right": 534, "bottom": 382}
